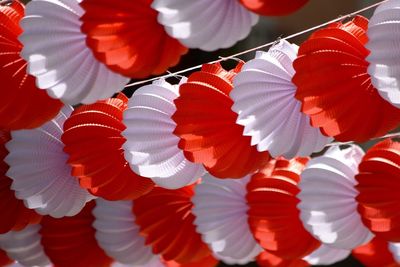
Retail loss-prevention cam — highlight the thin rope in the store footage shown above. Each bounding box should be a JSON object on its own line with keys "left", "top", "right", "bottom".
{"left": 325, "top": 131, "right": 400, "bottom": 147}
{"left": 124, "top": 0, "right": 387, "bottom": 88}
{"left": 0, "top": 0, "right": 14, "bottom": 6}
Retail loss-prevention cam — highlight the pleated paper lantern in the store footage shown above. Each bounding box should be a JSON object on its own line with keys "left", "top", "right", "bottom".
{"left": 93, "top": 199, "right": 156, "bottom": 266}
{"left": 353, "top": 237, "right": 399, "bottom": 267}
{"left": 390, "top": 243, "right": 400, "bottom": 264}
{"left": 0, "top": 131, "right": 41, "bottom": 233}
{"left": 0, "top": 249, "right": 12, "bottom": 267}
{"left": 5, "top": 106, "right": 93, "bottom": 218}
{"left": 122, "top": 79, "right": 204, "bottom": 189}
{"left": 0, "top": 224, "right": 50, "bottom": 267}
{"left": 0, "top": 0, "right": 62, "bottom": 130}
{"left": 256, "top": 251, "right": 309, "bottom": 267}
{"left": 293, "top": 16, "right": 400, "bottom": 142}
{"left": 231, "top": 40, "right": 331, "bottom": 158}
{"left": 40, "top": 201, "right": 112, "bottom": 267}
{"left": 298, "top": 145, "right": 373, "bottom": 249}
{"left": 152, "top": 0, "right": 258, "bottom": 51}
{"left": 133, "top": 185, "right": 211, "bottom": 264}
{"left": 19, "top": 0, "right": 129, "bottom": 105}
{"left": 238, "top": 0, "right": 309, "bottom": 16}
{"left": 257, "top": 245, "right": 349, "bottom": 267}
{"left": 164, "top": 255, "right": 218, "bottom": 267}
{"left": 303, "top": 244, "right": 350, "bottom": 266}
{"left": 62, "top": 94, "right": 154, "bottom": 200}
{"left": 356, "top": 139, "right": 400, "bottom": 242}
{"left": 192, "top": 174, "right": 262, "bottom": 264}
{"left": 172, "top": 62, "right": 270, "bottom": 178}
{"left": 80, "top": 0, "right": 188, "bottom": 78}
{"left": 113, "top": 257, "right": 163, "bottom": 267}
{"left": 247, "top": 158, "right": 321, "bottom": 259}
{"left": 367, "top": 0, "right": 400, "bottom": 109}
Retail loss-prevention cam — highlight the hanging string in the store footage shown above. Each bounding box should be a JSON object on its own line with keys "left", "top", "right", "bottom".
{"left": 326, "top": 131, "right": 400, "bottom": 147}
{"left": 0, "top": 0, "right": 13, "bottom": 6}
{"left": 124, "top": 0, "right": 388, "bottom": 88}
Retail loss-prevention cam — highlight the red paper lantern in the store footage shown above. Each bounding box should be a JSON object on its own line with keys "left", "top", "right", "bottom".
{"left": 0, "top": 0, "right": 62, "bottom": 130}
{"left": 0, "top": 249, "right": 12, "bottom": 267}
{"left": 62, "top": 94, "right": 154, "bottom": 200}
{"left": 257, "top": 251, "right": 310, "bottom": 267}
{"left": 247, "top": 158, "right": 320, "bottom": 259}
{"left": 164, "top": 255, "right": 218, "bottom": 267}
{"left": 293, "top": 16, "right": 400, "bottom": 142}
{"left": 356, "top": 139, "right": 400, "bottom": 242}
{"left": 0, "top": 131, "right": 41, "bottom": 234}
{"left": 133, "top": 185, "right": 211, "bottom": 264}
{"left": 172, "top": 62, "right": 270, "bottom": 178}
{"left": 80, "top": 0, "right": 188, "bottom": 78}
{"left": 352, "top": 237, "right": 399, "bottom": 267}
{"left": 40, "top": 201, "right": 112, "bottom": 267}
{"left": 239, "top": 0, "right": 309, "bottom": 16}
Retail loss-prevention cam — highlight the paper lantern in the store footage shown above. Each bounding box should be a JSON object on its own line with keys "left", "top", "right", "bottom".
{"left": 256, "top": 251, "right": 309, "bottom": 267}
{"left": 117, "top": 258, "right": 164, "bottom": 267}
{"left": 293, "top": 16, "right": 400, "bottom": 142}
{"left": 238, "top": 0, "right": 309, "bottom": 16}
{"left": 356, "top": 139, "right": 400, "bottom": 242}
{"left": 247, "top": 158, "right": 321, "bottom": 259}
{"left": 93, "top": 199, "right": 156, "bottom": 265}
{"left": 192, "top": 174, "right": 262, "bottom": 264}
{"left": 62, "top": 94, "right": 154, "bottom": 200}
{"left": 40, "top": 201, "right": 112, "bottom": 267}
{"left": 0, "top": 249, "right": 12, "bottom": 267}
{"left": 0, "top": 0, "right": 62, "bottom": 130}
{"left": 298, "top": 145, "right": 373, "bottom": 249}
{"left": 367, "top": 0, "right": 400, "bottom": 109}
{"left": 164, "top": 255, "right": 218, "bottom": 267}
{"left": 353, "top": 237, "right": 398, "bottom": 267}
{"left": 80, "top": 0, "right": 188, "bottom": 78}
{"left": 113, "top": 255, "right": 217, "bottom": 267}
{"left": 172, "top": 62, "right": 270, "bottom": 178}
{"left": 390, "top": 243, "right": 400, "bottom": 264}
{"left": 231, "top": 40, "right": 331, "bottom": 158}
{"left": 0, "top": 131, "right": 41, "bottom": 233}
{"left": 5, "top": 106, "right": 93, "bottom": 218}
{"left": 152, "top": 0, "right": 258, "bottom": 51}
{"left": 122, "top": 79, "right": 204, "bottom": 189}
{"left": 303, "top": 244, "right": 350, "bottom": 266}
{"left": 19, "top": 0, "right": 129, "bottom": 105}
{"left": 0, "top": 224, "right": 50, "bottom": 267}
{"left": 133, "top": 185, "right": 211, "bottom": 264}
{"left": 257, "top": 245, "right": 349, "bottom": 267}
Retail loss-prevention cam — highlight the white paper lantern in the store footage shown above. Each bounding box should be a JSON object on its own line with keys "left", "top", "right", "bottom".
{"left": 231, "top": 40, "right": 332, "bottom": 158}
{"left": 5, "top": 106, "right": 93, "bottom": 217}
{"left": 303, "top": 244, "right": 350, "bottom": 265}
{"left": 366, "top": 0, "right": 400, "bottom": 108}
{"left": 0, "top": 224, "right": 50, "bottom": 267}
{"left": 192, "top": 174, "right": 262, "bottom": 264}
{"left": 19, "top": 0, "right": 129, "bottom": 105}
{"left": 122, "top": 79, "right": 205, "bottom": 189}
{"left": 298, "top": 145, "right": 373, "bottom": 249}
{"left": 111, "top": 257, "right": 164, "bottom": 267}
{"left": 93, "top": 199, "right": 156, "bottom": 266}
{"left": 389, "top": 242, "right": 400, "bottom": 263}
{"left": 152, "top": 0, "right": 258, "bottom": 51}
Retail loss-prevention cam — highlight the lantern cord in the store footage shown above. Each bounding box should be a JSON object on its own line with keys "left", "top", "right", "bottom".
{"left": 124, "top": 0, "right": 388, "bottom": 88}
{"left": 326, "top": 131, "right": 400, "bottom": 147}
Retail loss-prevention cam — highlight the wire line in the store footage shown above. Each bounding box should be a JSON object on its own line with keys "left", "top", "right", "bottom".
{"left": 124, "top": 0, "right": 387, "bottom": 88}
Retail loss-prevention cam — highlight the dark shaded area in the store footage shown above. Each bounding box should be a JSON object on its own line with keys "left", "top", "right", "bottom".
{"left": 217, "top": 255, "right": 365, "bottom": 267}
